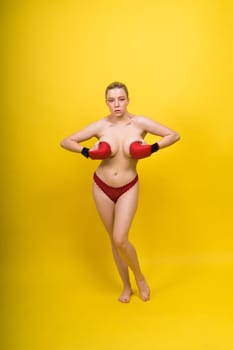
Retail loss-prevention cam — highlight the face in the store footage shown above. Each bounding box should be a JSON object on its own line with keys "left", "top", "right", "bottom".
{"left": 106, "top": 88, "right": 129, "bottom": 117}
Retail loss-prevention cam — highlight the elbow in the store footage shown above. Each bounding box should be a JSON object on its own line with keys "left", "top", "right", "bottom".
{"left": 175, "top": 133, "right": 180, "bottom": 142}
{"left": 173, "top": 132, "right": 180, "bottom": 143}
{"left": 60, "top": 139, "right": 67, "bottom": 149}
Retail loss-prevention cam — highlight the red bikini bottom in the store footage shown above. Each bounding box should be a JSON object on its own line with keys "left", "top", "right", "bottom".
{"left": 93, "top": 173, "right": 138, "bottom": 203}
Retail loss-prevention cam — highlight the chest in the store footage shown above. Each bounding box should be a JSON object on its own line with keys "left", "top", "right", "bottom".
{"left": 98, "top": 123, "right": 145, "bottom": 156}
{"left": 100, "top": 123, "right": 141, "bottom": 140}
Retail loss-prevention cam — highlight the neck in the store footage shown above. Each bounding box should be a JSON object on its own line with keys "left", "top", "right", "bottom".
{"left": 108, "top": 112, "right": 132, "bottom": 124}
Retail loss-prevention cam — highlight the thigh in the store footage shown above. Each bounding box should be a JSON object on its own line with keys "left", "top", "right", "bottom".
{"left": 113, "top": 181, "right": 139, "bottom": 240}
{"left": 92, "top": 181, "right": 115, "bottom": 235}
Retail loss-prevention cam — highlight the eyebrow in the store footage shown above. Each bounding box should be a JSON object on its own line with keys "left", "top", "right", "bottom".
{"left": 107, "top": 96, "right": 126, "bottom": 99}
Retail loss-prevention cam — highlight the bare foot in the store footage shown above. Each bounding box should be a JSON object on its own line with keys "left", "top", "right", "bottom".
{"left": 118, "top": 286, "right": 133, "bottom": 303}
{"left": 136, "top": 276, "right": 150, "bottom": 301}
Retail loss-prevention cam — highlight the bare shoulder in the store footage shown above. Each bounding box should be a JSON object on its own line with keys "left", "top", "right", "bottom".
{"left": 132, "top": 115, "right": 156, "bottom": 128}
{"left": 133, "top": 115, "right": 178, "bottom": 136}
{"left": 84, "top": 116, "right": 108, "bottom": 132}
{"left": 91, "top": 116, "right": 110, "bottom": 135}
{"left": 96, "top": 116, "right": 110, "bottom": 127}
{"left": 63, "top": 116, "right": 109, "bottom": 143}
{"left": 133, "top": 115, "right": 149, "bottom": 123}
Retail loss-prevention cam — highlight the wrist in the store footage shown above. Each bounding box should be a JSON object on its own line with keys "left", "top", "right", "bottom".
{"left": 151, "top": 142, "right": 159, "bottom": 153}
{"left": 81, "top": 147, "right": 90, "bottom": 158}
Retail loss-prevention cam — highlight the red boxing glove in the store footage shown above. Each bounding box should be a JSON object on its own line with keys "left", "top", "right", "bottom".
{"left": 130, "top": 141, "right": 159, "bottom": 159}
{"left": 89, "top": 141, "right": 111, "bottom": 160}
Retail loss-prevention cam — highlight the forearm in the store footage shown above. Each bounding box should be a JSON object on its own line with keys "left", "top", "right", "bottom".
{"left": 60, "top": 138, "right": 84, "bottom": 153}
{"left": 130, "top": 131, "right": 180, "bottom": 159}
{"left": 157, "top": 133, "right": 180, "bottom": 149}
{"left": 60, "top": 138, "right": 111, "bottom": 160}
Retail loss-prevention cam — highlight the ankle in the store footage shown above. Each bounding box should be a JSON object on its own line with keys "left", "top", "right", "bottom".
{"left": 135, "top": 274, "right": 145, "bottom": 282}
{"left": 123, "top": 282, "right": 132, "bottom": 289}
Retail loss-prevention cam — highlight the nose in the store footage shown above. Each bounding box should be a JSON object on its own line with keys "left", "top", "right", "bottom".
{"left": 114, "top": 99, "right": 119, "bottom": 107}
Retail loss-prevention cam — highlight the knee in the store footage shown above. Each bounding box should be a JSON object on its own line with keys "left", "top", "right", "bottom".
{"left": 113, "top": 235, "right": 128, "bottom": 249}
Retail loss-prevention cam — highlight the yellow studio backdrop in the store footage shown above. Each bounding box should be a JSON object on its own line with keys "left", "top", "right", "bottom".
{"left": 2, "top": 1, "right": 233, "bottom": 350}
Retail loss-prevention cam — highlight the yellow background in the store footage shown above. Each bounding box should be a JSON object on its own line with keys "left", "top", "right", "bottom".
{"left": 2, "top": 0, "right": 233, "bottom": 349}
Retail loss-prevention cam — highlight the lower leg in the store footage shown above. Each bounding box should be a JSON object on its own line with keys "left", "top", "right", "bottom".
{"left": 111, "top": 243, "right": 133, "bottom": 303}
{"left": 116, "top": 240, "right": 150, "bottom": 301}
{"left": 112, "top": 184, "right": 150, "bottom": 300}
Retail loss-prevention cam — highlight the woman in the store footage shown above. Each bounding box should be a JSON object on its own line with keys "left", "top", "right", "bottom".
{"left": 60, "top": 81, "right": 180, "bottom": 303}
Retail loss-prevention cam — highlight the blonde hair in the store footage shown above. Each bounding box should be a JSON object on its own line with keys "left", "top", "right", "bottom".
{"left": 105, "top": 81, "right": 129, "bottom": 99}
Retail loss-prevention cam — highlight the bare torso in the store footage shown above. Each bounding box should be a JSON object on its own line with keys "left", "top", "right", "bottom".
{"left": 94, "top": 115, "right": 146, "bottom": 186}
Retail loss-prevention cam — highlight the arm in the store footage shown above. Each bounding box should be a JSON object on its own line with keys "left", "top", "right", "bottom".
{"left": 130, "top": 116, "right": 180, "bottom": 159}
{"left": 60, "top": 120, "right": 111, "bottom": 159}
{"left": 60, "top": 121, "right": 101, "bottom": 154}
{"left": 138, "top": 116, "right": 180, "bottom": 149}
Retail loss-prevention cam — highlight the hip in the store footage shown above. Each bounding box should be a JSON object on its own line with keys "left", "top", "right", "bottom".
{"left": 95, "top": 166, "right": 138, "bottom": 187}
